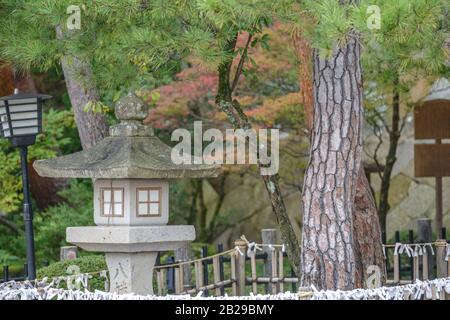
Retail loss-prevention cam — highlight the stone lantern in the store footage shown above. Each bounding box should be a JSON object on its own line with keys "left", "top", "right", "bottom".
{"left": 34, "top": 93, "right": 219, "bottom": 295}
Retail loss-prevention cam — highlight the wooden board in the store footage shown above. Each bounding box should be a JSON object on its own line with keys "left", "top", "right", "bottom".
{"left": 414, "top": 144, "right": 450, "bottom": 177}
{"left": 414, "top": 100, "right": 450, "bottom": 139}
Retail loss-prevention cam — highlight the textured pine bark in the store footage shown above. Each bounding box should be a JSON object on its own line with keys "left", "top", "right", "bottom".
{"left": 352, "top": 167, "right": 386, "bottom": 286}
{"left": 293, "top": 32, "right": 314, "bottom": 130}
{"left": 301, "top": 37, "right": 363, "bottom": 290}
{"left": 294, "top": 33, "right": 386, "bottom": 287}
{"left": 56, "top": 27, "right": 109, "bottom": 150}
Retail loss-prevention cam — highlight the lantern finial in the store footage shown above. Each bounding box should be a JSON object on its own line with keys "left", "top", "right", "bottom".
{"left": 109, "top": 92, "right": 153, "bottom": 137}
{"left": 115, "top": 92, "right": 148, "bottom": 123}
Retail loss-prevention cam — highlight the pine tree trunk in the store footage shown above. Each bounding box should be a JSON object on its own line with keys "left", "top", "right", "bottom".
{"left": 353, "top": 167, "right": 386, "bottom": 286}
{"left": 295, "top": 34, "right": 386, "bottom": 288}
{"left": 301, "top": 37, "right": 364, "bottom": 290}
{"left": 56, "top": 27, "right": 109, "bottom": 150}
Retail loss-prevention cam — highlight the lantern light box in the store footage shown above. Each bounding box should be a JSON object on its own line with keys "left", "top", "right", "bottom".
{"left": 0, "top": 90, "right": 51, "bottom": 146}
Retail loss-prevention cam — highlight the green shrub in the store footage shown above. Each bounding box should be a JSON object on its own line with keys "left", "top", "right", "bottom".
{"left": 37, "top": 255, "right": 107, "bottom": 291}
{"left": 33, "top": 180, "right": 94, "bottom": 265}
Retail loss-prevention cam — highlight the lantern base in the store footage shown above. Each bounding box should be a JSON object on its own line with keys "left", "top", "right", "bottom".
{"left": 10, "top": 135, "right": 36, "bottom": 147}
{"left": 105, "top": 252, "right": 157, "bottom": 295}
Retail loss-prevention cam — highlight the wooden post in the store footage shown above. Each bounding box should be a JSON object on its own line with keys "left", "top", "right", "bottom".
{"left": 435, "top": 239, "right": 448, "bottom": 278}
{"left": 271, "top": 249, "right": 277, "bottom": 294}
{"left": 278, "top": 250, "right": 284, "bottom": 293}
{"left": 423, "top": 250, "right": 429, "bottom": 280}
{"left": 212, "top": 256, "right": 221, "bottom": 296}
{"left": 250, "top": 253, "right": 257, "bottom": 294}
{"left": 417, "top": 218, "right": 433, "bottom": 280}
{"left": 234, "top": 239, "right": 247, "bottom": 296}
{"left": 156, "top": 269, "right": 166, "bottom": 295}
{"left": 262, "top": 229, "right": 276, "bottom": 293}
{"left": 195, "top": 260, "right": 204, "bottom": 291}
{"left": 435, "top": 139, "right": 444, "bottom": 233}
{"left": 174, "top": 243, "right": 192, "bottom": 290}
{"left": 413, "top": 255, "right": 419, "bottom": 281}
{"left": 393, "top": 252, "right": 400, "bottom": 283}
{"left": 175, "top": 267, "right": 181, "bottom": 294}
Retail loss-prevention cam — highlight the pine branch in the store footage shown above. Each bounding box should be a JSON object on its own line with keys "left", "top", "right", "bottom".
{"left": 230, "top": 33, "right": 253, "bottom": 93}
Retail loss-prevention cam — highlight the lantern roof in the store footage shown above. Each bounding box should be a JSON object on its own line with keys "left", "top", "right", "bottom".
{"left": 0, "top": 91, "right": 52, "bottom": 102}
{"left": 33, "top": 93, "right": 220, "bottom": 179}
{"left": 424, "top": 78, "right": 450, "bottom": 103}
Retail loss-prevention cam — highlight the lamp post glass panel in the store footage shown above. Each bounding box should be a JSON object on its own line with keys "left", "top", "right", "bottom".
{"left": 0, "top": 89, "right": 52, "bottom": 280}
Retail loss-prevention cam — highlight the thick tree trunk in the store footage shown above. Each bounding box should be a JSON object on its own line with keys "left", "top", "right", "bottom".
{"left": 295, "top": 34, "right": 386, "bottom": 288}
{"left": 301, "top": 37, "right": 364, "bottom": 290}
{"left": 56, "top": 27, "right": 109, "bottom": 150}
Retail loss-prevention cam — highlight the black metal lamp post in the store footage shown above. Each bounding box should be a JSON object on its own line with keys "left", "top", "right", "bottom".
{"left": 0, "top": 89, "right": 52, "bottom": 280}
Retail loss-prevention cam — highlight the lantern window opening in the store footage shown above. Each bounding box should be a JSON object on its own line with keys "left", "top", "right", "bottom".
{"left": 136, "top": 187, "right": 161, "bottom": 217}
{"left": 100, "top": 187, "right": 124, "bottom": 217}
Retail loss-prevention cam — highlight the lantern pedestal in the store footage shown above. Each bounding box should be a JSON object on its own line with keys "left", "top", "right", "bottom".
{"left": 105, "top": 252, "right": 158, "bottom": 295}
{"left": 66, "top": 225, "right": 195, "bottom": 295}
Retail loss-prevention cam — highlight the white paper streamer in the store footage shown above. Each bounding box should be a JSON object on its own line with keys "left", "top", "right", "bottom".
{"left": 394, "top": 243, "right": 414, "bottom": 257}
{"left": 234, "top": 246, "right": 244, "bottom": 256}
{"left": 310, "top": 277, "right": 450, "bottom": 300}
{"left": 2, "top": 276, "right": 450, "bottom": 300}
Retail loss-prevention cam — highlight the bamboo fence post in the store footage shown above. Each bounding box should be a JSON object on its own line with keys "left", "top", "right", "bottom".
{"left": 212, "top": 256, "right": 221, "bottom": 296}
{"left": 174, "top": 243, "right": 192, "bottom": 291}
{"left": 417, "top": 218, "right": 433, "bottom": 279}
{"left": 393, "top": 251, "right": 400, "bottom": 283}
{"left": 157, "top": 269, "right": 166, "bottom": 295}
{"left": 422, "top": 250, "right": 429, "bottom": 281}
{"left": 436, "top": 239, "right": 448, "bottom": 278}
{"left": 271, "top": 249, "right": 277, "bottom": 294}
{"left": 262, "top": 229, "right": 276, "bottom": 293}
{"left": 179, "top": 266, "right": 185, "bottom": 294}
{"left": 234, "top": 239, "right": 247, "bottom": 296}
{"left": 413, "top": 254, "right": 419, "bottom": 281}
{"left": 175, "top": 267, "right": 181, "bottom": 294}
{"left": 250, "top": 253, "right": 257, "bottom": 294}
{"left": 195, "top": 260, "right": 204, "bottom": 291}
{"left": 278, "top": 250, "right": 284, "bottom": 293}
{"left": 431, "top": 283, "right": 437, "bottom": 300}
